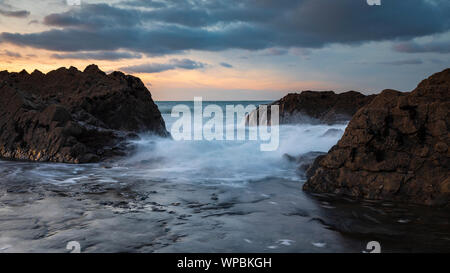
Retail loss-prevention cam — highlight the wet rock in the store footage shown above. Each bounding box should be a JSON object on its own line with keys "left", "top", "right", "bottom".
{"left": 0, "top": 65, "right": 168, "bottom": 163}
{"left": 304, "top": 68, "right": 450, "bottom": 206}
{"left": 282, "top": 153, "right": 297, "bottom": 162}
{"left": 297, "top": 152, "right": 326, "bottom": 179}
{"left": 283, "top": 152, "right": 327, "bottom": 179}
{"left": 320, "top": 128, "right": 344, "bottom": 138}
{"left": 247, "top": 91, "right": 375, "bottom": 125}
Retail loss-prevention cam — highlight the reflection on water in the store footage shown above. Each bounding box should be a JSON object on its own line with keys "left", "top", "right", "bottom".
{"left": 0, "top": 101, "right": 449, "bottom": 253}
{"left": 1, "top": 161, "right": 449, "bottom": 253}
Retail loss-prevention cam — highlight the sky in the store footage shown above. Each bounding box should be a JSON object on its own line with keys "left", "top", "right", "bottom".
{"left": 0, "top": 0, "right": 449, "bottom": 101}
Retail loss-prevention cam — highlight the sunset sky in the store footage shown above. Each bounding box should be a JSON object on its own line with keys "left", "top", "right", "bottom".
{"left": 0, "top": 0, "right": 449, "bottom": 101}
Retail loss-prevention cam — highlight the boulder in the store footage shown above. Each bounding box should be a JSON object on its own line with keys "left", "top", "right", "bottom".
{"left": 303, "top": 69, "right": 450, "bottom": 206}
{"left": 0, "top": 65, "right": 168, "bottom": 163}
{"left": 247, "top": 91, "right": 375, "bottom": 125}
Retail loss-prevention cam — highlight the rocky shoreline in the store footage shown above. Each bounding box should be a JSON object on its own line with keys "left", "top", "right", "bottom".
{"left": 247, "top": 90, "right": 375, "bottom": 125}
{"left": 1, "top": 65, "right": 448, "bottom": 207}
{"left": 303, "top": 69, "right": 450, "bottom": 206}
{"left": 0, "top": 65, "right": 168, "bottom": 163}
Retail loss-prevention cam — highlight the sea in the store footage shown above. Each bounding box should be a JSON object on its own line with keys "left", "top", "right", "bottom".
{"left": 0, "top": 101, "right": 449, "bottom": 253}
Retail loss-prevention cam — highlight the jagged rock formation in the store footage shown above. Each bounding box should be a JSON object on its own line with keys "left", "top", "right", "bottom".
{"left": 304, "top": 69, "right": 450, "bottom": 206}
{"left": 0, "top": 65, "right": 168, "bottom": 163}
{"left": 247, "top": 91, "right": 376, "bottom": 125}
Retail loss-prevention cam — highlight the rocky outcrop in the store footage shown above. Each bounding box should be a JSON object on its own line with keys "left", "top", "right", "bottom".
{"left": 0, "top": 65, "right": 168, "bottom": 163}
{"left": 248, "top": 91, "right": 375, "bottom": 125}
{"left": 283, "top": 151, "right": 327, "bottom": 180}
{"left": 304, "top": 69, "right": 450, "bottom": 206}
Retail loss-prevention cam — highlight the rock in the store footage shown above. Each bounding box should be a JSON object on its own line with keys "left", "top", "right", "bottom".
{"left": 0, "top": 65, "right": 168, "bottom": 163}
{"left": 247, "top": 91, "right": 375, "bottom": 125}
{"left": 320, "top": 128, "right": 344, "bottom": 138}
{"left": 303, "top": 68, "right": 450, "bottom": 206}
{"left": 297, "top": 151, "right": 327, "bottom": 179}
{"left": 282, "top": 153, "right": 298, "bottom": 162}
{"left": 283, "top": 152, "right": 327, "bottom": 179}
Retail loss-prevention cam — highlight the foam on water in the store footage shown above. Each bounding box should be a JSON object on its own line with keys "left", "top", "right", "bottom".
{"left": 1, "top": 103, "right": 449, "bottom": 253}
{"left": 0, "top": 101, "right": 346, "bottom": 186}
{"left": 119, "top": 101, "right": 346, "bottom": 185}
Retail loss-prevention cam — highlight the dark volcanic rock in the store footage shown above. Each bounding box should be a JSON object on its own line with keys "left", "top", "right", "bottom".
{"left": 0, "top": 65, "right": 168, "bottom": 163}
{"left": 248, "top": 91, "right": 375, "bottom": 125}
{"left": 304, "top": 69, "right": 450, "bottom": 206}
{"left": 277, "top": 91, "right": 376, "bottom": 124}
{"left": 283, "top": 151, "right": 327, "bottom": 180}
{"left": 297, "top": 152, "right": 327, "bottom": 180}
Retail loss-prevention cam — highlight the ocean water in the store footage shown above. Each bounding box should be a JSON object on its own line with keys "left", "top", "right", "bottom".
{"left": 0, "top": 101, "right": 449, "bottom": 253}
{"left": 126, "top": 101, "right": 346, "bottom": 185}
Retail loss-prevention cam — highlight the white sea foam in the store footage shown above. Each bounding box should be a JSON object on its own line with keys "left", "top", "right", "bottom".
{"left": 0, "top": 101, "right": 346, "bottom": 187}
{"left": 120, "top": 101, "right": 346, "bottom": 185}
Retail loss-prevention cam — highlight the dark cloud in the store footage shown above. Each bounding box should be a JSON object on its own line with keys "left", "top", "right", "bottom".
{"left": 51, "top": 51, "right": 142, "bottom": 60}
{"left": 119, "top": 0, "right": 167, "bottom": 8}
{"left": 220, "top": 62, "right": 233, "bottom": 68}
{"left": 43, "top": 3, "right": 141, "bottom": 29}
{"left": 0, "top": 9, "right": 30, "bottom": 18}
{"left": 393, "top": 40, "right": 450, "bottom": 54}
{"left": 121, "top": 58, "right": 206, "bottom": 73}
{"left": 378, "top": 59, "right": 423, "bottom": 66}
{"left": 261, "top": 48, "right": 289, "bottom": 56}
{"left": 0, "top": 25, "right": 273, "bottom": 55}
{"left": 172, "top": 58, "right": 206, "bottom": 69}
{"left": 1, "top": 0, "right": 449, "bottom": 55}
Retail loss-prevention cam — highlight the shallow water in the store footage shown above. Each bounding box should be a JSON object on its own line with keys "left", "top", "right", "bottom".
{"left": 0, "top": 101, "right": 449, "bottom": 253}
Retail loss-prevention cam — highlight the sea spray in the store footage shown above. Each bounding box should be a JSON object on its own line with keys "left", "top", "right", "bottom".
{"left": 170, "top": 98, "right": 279, "bottom": 151}
{"left": 122, "top": 101, "right": 346, "bottom": 185}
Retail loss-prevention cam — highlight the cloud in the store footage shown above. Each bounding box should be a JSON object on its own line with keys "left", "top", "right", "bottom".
{"left": 0, "top": 9, "right": 30, "bottom": 18}
{"left": 0, "top": 50, "right": 21, "bottom": 58}
{"left": 122, "top": 63, "right": 173, "bottom": 73}
{"left": 430, "top": 58, "right": 447, "bottom": 64}
{"left": 1, "top": 1, "right": 449, "bottom": 55}
{"left": 290, "top": 48, "right": 311, "bottom": 57}
{"left": 0, "top": 24, "right": 275, "bottom": 55}
{"left": 261, "top": 48, "right": 289, "bottom": 56}
{"left": 120, "top": 58, "right": 207, "bottom": 73}
{"left": 51, "top": 51, "right": 142, "bottom": 60}
{"left": 172, "top": 58, "right": 206, "bottom": 69}
{"left": 119, "top": 0, "right": 167, "bottom": 8}
{"left": 220, "top": 62, "right": 233, "bottom": 68}
{"left": 393, "top": 40, "right": 450, "bottom": 54}
{"left": 377, "top": 59, "right": 423, "bottom": 66}
{"left": 43, "top": 3, "right": 141, "bottom": 29}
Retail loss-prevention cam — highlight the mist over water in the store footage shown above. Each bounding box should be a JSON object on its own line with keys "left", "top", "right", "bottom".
{"left": 123, "top": 101, "right": 346, "bottom": 185}
{"left": 2, "top": 101, "right": 449, "bottom": 253}
{"left": 0, "top": 101, "right": 346, "bottom": 186}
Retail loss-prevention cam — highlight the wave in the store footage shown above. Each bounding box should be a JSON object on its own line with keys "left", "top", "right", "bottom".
{"left": 121, "top": 123, "right": 346, "bottom": 185}
{"left": 0, "top": 102, "right": 346, "bottom": 187}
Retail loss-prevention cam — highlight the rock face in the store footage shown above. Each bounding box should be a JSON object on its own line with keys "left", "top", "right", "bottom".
{"left": 249, "top": 91, "right": 375, "bottom": 125}
{"left": 304, "top": 69, "right": 450, "bottom": 206}
{"left": 0, "top": 65, "right": 168, "bottom": 163}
